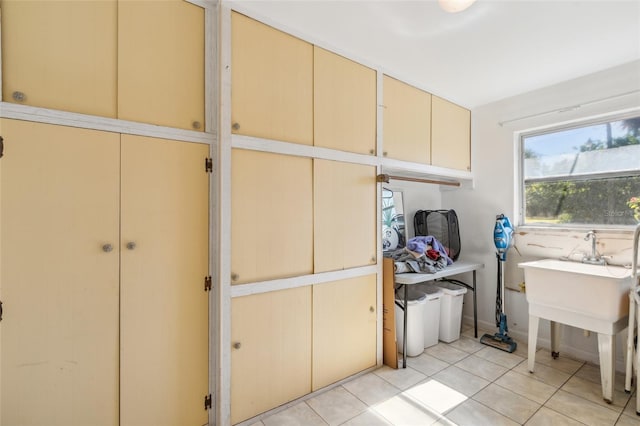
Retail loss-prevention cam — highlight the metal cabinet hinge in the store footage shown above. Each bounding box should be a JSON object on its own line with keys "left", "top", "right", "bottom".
{"left": 204, "top": 276, "right": 212, "bottom": 292}
{"left": 205, "top": 158, "right": 213, "bottom": 173}
{"left": 0, "top": 300, "right": 3, "bottom": 322}
{"left": 0, "top": 136, "right": 4, "bottom": 159}
{"left": 204, "top": 394, "right": 212, "bottom": 410}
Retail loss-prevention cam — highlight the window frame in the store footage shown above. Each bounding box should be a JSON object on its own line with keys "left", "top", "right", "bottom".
{"left": 518, "top": 110, "right": 640, "bottom": 230}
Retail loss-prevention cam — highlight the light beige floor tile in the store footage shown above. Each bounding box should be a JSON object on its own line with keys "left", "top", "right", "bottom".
{"left": 455, "top": 354, "right": 509, "bottom": 381}
{"left": 406, "top": 352, "right": 450, "bottom": 376}
{"left": 513, "top": 359, "right": 572, "bottom": 388}
{"left": 617, "top": 414, "right": 640, "bottom": 426}
{"left": 575, "top": 363, "right": 628, "bottom": 392}
{"left": 306, "top": 387, "right": 367, "bottom": 426}
{"left": 371, "top": 393, "right": 442, "bottom": 425}
{"left": 425, "top": 343, "right": 471, "bottom": 363}
{"left": 562, "top": 375, "right": 629, "bottom": 411}
{"left": 374, "top": 365, "right": 427, "bottom": 391}
{"left": 534, "top": 348, "right": 585, "bottom": 374}
{"left": 342, "top": 373, "right": 401, "bottom": 406}
{"left": 623, "top": 392, "right": 640, "bottom": 418}
{"left": 495, "top": 370, "right": 558, "bottom": 404}
{"left": 446, "top": 399, "right": 519, "bottom": 426}
{"left": 524, "top": 406, "right": 584, "bottom": 426}
{"left": 338, "top": 409, "right": 392, "bottom": 426}
{"left": 545, "top": 389, "right": 620, "bottom": 426}
{"left": 262, "top": 402, "right": 327, "bottom": 426}
{"left": 403, "top": 378, "right": 468, "bottom": 414}
{"left": 474, "top": 345, "right": 526, "bottom": 369}
{"left": 448, "top": 335, "right": 486, "bottom": 354}
{"left": 432, "top": 365, "right": 490, "bottom": 397}
{"left": 462, "top": 327, "right": 494, "bottom": 339}
{"left": 473, "top": 383, "right": 541, "bottom": 424}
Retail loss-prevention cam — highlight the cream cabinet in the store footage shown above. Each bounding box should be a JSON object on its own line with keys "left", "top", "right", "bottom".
{"left": 0, "top": 119, "right": 120, "bottom": 426}
{"left": 431, "top": 95, "right": 471, "bottom": 171}
{"left": 314, "top": 160, "right": 377, "bottom": 273}
{"left": 0, "top": 120, "right": 209, "bottom": 426}
{"left": 231, "top": 287, "right": 312, "bottom": 424}
{"left": 231, "top": 149, "right": 313, "bottom": 284}
{"left": 119, "top": 134, "right": 209, "bottom": 426}
{"left": 382, "top": 75, "right": 431, "bottom": 164}
{"left": 314, "top": 47, "right": 377, "bottom": 155}
{"left": 0, "top": 0, "right": 118, "bottom": 117}
{"left": 312, "top": 275, "right": 377, "bottom": 390}
{"left": 117, "top": 0, "right": 205, "bottom": 131}
{"left": 231, "top": 12, "right": 313, "bottom": 145}
{"left": 1, "top": 0, "right": 205, "bottom": 131}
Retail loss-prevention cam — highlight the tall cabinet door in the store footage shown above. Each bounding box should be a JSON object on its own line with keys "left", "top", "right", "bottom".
{"left": 312, "top": 275, "right": 377, "bottom": 391}
{"left": 314, "top": 160, "right": 377, "bottom": 273}
{"left": 0, "top": 119, "right": 120, "bottom": 426}
{"left": 118, "top": 0, "right": 205, "bottom": 131}
{"left": 120, "top": 135, "right": 209, "bottom": 426}
{"left": 0, "top": 0, "right": 117, "bottom": 117}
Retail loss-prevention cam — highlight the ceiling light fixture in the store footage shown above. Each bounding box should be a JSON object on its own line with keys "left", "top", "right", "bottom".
{"left": 438, "top": 0, "right": 477, "bottom": 13}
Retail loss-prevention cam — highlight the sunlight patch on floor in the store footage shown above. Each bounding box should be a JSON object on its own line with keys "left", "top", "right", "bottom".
{"left": 371, "top": 379, "right": 467, "bottom": 424}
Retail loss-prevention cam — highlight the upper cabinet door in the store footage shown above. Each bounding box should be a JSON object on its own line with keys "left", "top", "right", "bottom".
{"left": 118, "top": 0, "right": 205, "bottom": 131}
{"left": 431, "top": 95, "right": 471, "bottom": 171}
{"left": 231, "top": 12, "right": 313, "bottom": 145}
{"left": 382, "top": 75, "right": 431, "bottom": 164}
{"left": 314, "top": 160, "right": 377, "bottom": 273}
{"left": 231, "top": 149, "right": 313, "bottom": 284}
{"left": 314, "top": 47, "right": 377, "bottom": 155}
{"left": 1, "top": 0, "right": 117, "bottom": 117}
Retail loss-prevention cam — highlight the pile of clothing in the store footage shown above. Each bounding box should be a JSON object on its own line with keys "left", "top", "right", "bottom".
{"left": 387, "top": 236, "right": 453, "bottom": 273}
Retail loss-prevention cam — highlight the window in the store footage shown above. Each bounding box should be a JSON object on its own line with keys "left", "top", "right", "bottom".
{"left": 521, "top": 113, "right": 640, "bottom": 226}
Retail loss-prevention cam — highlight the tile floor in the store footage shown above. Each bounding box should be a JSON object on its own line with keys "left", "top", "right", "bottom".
{"left": 250, "top": 325, "right": 640, "bottom": 426}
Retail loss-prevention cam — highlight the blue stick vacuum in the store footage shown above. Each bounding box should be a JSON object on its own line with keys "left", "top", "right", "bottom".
{"left": 480, "top": 214, "right": 518, "bottom": 353}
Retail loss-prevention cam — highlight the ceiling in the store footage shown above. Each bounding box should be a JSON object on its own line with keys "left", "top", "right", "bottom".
{"left": 229, "top": 0, "right": 640, "bottom": 109}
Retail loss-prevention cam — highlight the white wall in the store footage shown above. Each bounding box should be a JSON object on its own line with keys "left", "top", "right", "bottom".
{"left": 442, "top": 60, "right": 640, "bottom": 368}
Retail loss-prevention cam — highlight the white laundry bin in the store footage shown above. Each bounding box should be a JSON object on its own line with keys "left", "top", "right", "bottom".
{"left": 432, "top": 281, "right": 467, "bottom": 343}
{"left": 419, "top": 285, "right": 443, "bottom": 348}
{"left": 395, "top": 287, "right": 426, "bottom": 357}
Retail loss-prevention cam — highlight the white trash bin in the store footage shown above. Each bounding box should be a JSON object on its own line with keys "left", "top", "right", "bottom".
{"left": 395, "top": 287, "right": 426, "bottom": 357}
{"left": 417, "top": 285, "right": 443, "bottom": 348}
{"left": 432, "top": 281, "right": 467, "bottom": 343}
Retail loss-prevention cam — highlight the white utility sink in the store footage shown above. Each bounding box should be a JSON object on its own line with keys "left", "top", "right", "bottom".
{"left": 519, "top": 259, "right": 634, "bottom": 404}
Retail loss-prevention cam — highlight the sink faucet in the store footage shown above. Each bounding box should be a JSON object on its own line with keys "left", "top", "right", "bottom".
{"left": 583, "top": 230, "right": 605, "bottom": 265}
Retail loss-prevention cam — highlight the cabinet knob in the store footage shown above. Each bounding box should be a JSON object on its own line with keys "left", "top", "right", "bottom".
{"left": 370, "top": 256, "right": 376, "bottom": 263}
{"left": 383, "top": 152, "right": 388, "bottom": 157}
{"left": 370, "top": 306, "right": 375, "bottom": 313}
{"left": 12, "top": 91, "right": 25, "bottom": 102}
{"left": 102, "top": 243, "right": 114, "bottom": 253}
{"left": 232, "top": 122, "right": 240, "bottom": 131}
{"left": 369, "top": 149, "right": 375, "bottom": 155}
{"left": 192, "top": 121, "right": 202, "bottom": 130}
{"left": 231, "top": 273, "right": 239, "bottom": 281}
{"left": 233, "top": 342, "right": 241, "bottom": 349}
{"left": 126, "top": 242, "right": 137, "bottom": 250}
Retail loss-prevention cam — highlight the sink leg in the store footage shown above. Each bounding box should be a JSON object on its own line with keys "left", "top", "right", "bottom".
{"left": 528, "top": 315, "right": 539, "bottom": 373}
{"left": 551, "top": 321, "right": 561, "bottom": 359}
{"left": 597, "top": 332, "right": 615, "bottom": 404}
